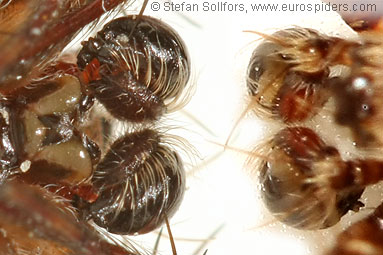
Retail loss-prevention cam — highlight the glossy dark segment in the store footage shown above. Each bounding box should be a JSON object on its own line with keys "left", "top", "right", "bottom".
{"left": 259, "top": 127, "right": 364, "bottom": 229}
{"left": 0, "top": 1, "right": 191, "bottom": 254}
{"left": 246, "top": 28, "right": 336, "bottom": 123}
{"left": 0, "top": 105, "right": 24, "bottom": 177}
{"left": 84, "top": 129, "right": 185, "bottom": 235}
{"left": 78, "top": 15, "right": 190, "bottom": 122}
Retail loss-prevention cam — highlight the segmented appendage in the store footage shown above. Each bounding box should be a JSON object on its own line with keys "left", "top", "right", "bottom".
{"left": 320, "top": 17, "right": 383, "bottom": 255}
{"left": 77, "top": 15, "right": 191, "bottom": 122}
{"left": 74, "top": 15, "right": 190, "bottom": 235}
{"left": 0, "top": 56, "right": 188, "bottom": 249}
{"left": 258, "top": 127, "right": 364, "bottom": 229}
{"left": 326, "top": 202, "right": 383, "bottom": 255}
{"left": 331, "top": 25, "right": 383, "bottom": 147}
{"left": 0, "top": 0, "right": 132, "bottom": 90}
{"left": 0, "top": 4, "right": 192, "bottom": 253}
{"left": 247, "top": 16, "right": 383, "bottom": 234}
{"left": 81, "top": 129, "right": 185, "bottom": 235}
{"left": 258, "top": 125, "right": 383, "bottom": 230}
{"left": 0, "top": 182, "right": 136, "bottom": 255}
{"left": 246, "top": 28, "right": 355, "bottom": 123}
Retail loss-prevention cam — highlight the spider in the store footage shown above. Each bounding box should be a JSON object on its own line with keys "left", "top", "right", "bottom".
{"left": 0, "top": 0, "right": 194, "bottom": 254}
{"left": 223, "top": 1, "right": 383, "bottom": 254}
